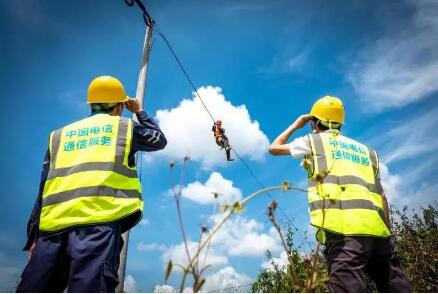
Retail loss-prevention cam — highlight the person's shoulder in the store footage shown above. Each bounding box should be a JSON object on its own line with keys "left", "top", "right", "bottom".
{"left": 296, "top": 133, "right": 312, "bottom": 140}
{"left": 290, "top": 134, "right": 311, "bottom": 147}
{"left": 289, "top": 134, "right": 312, "bottom": 159}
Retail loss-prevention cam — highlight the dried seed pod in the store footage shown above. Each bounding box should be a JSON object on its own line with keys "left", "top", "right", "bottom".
{"left": 232, "top": 201, "right": 245, "bottom": 213}
{"left": 281, "top": 180, "right": 292, "bottom": 191}
{"left": 301, "top": 158, "right": 312, "bottom": 169}
{"left": 220, "top": 204, "right": 229, "bottom": 212}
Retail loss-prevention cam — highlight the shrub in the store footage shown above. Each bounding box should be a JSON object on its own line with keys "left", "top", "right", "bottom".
{"left": 391, "top": 204, "right": 438, "bottom": 292}
{"left": 252, "top": 204, "right": 438, "bottom": 293}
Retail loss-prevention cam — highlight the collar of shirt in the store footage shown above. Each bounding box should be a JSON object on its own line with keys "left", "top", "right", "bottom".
{"left": 312, "top": 129, "right": 341, "bottom": 135}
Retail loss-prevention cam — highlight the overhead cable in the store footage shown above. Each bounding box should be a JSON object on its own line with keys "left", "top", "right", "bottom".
{"left": 124, "top": 0, "right": 303, "bottom": 229}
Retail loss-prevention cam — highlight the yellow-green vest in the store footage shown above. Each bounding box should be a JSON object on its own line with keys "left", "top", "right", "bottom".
{"left": 40, "top": 114, "right": 143, "bottom": 232}
{"left": 306, "top": 131, "right": 390, "bottom": 244}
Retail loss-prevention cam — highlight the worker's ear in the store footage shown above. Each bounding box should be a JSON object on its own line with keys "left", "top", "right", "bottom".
{"left": 312, "top": 120, "right": 321, "bottom": 133}
{"left": 311, "top": 120, "right": 318, "bottom": 132}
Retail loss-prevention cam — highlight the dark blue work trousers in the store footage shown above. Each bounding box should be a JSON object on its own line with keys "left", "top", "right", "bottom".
{"left": 324, "top": 232, "right": 412, "bottom": 292}
{"left": 17, "top": 223, "right": 123, "bottom": 293}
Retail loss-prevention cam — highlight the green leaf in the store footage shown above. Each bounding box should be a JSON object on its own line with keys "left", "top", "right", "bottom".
{"left": 164, "top": 260, "right": 173, "bottom": 283}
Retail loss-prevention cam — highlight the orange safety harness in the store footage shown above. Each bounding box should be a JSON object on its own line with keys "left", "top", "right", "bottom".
{"left": 213, "top": 125, "right": 224, "bottom": 140}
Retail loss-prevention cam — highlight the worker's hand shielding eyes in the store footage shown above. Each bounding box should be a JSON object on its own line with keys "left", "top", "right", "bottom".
{"left": 124, "top": 98, "right": 143, "bottom": 114}
{"left": 293, "top": 114, "right": 313, "bottom": 129}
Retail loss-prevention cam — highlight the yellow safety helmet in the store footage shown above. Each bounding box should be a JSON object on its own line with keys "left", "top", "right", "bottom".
{"left": 310, "top": 95, "right": 345, "bottom": 125}
{"left": 87, "top": 76, "right": 129, "bottom": 104}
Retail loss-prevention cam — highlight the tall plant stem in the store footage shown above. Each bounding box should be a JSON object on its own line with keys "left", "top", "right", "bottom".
{"left": 181, "top": 186, "right": 288, "bottom": 286}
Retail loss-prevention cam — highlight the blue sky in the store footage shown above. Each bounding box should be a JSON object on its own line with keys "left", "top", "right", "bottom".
{"left": 1, "top": 0, "right": 437, "bottom": 292}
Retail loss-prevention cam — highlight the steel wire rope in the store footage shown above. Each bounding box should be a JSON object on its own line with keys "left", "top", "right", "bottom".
{"left": 125, "top": 0, "right": 214, "bottom": 124}
{"left": 125, "top": 0, "right": 306, "bottom": 242}
{"left": 154, "top": 24, "right": 216, "bottom": 124}
{"left": 154, "top": 24, "right": 305, "bottom": 228}
{"left": 207, "top": 282, "right": 255, "bottom": 293}
{"left": 231, "top": 148, "right": 299, "bottom": 224}
{"left": 152, "top": 23, "right": 308, "bottom": 231}
{"left": 124, "top": 3, "right": 308, "bottom": 292}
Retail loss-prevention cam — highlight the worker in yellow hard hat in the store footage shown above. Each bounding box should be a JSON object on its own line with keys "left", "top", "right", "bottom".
{"left": 17, "top": 76, "right": 167, "bottom": 292}
{"left": 269, "top": 96, "right": 411, "bottom": 292}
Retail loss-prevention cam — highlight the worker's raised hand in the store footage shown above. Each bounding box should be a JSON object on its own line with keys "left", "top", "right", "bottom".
{"left": 124, "top": 98, "right": 143, "bottom": 113}
{"left": 292, "top": 114, "right": 313, "bottom": 129}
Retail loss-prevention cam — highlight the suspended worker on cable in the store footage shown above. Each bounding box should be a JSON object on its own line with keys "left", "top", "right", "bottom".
{"left": 212, "top": 120, "right": 234, "bottom": 161}
{"left": 17, "top": 76, "right": 167, "bottom": 292}
{"left": 268, "top": 96, "right": 411, "bottom": 292}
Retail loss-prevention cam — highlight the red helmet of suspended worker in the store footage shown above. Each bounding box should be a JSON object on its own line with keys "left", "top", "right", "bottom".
{"left": 215, "top": 120, "right": 222, "bottom": 125}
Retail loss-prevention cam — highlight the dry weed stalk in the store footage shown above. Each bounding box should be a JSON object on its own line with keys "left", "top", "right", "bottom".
{"left": 265, "top": 161, "right": 333, "bottom": 292}
{"left": 165, "top": 158, "right": 305, "bottom": 292}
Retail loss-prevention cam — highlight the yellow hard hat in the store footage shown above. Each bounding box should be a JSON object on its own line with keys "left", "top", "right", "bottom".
{"left": 310, "top": 95, "right": 345, "bottom": 125}
{"left": 87, "top": 76, "right": 129, "bottom": 104}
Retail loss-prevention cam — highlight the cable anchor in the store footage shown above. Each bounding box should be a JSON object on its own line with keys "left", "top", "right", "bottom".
{"left": 124, "top": 0, "right": 155, "bottom": 27}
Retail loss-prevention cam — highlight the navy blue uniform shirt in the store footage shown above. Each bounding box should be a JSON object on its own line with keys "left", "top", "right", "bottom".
{"left": 23, "top": 111, "right": 167, "bottom": 250}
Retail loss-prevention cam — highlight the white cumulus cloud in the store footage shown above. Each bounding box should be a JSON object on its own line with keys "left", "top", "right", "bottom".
{"left": 154, "top": 284, "right": 176, "bottom": 293}
{"left": 379, "top": 162, "right": 438, "bottom": 208}
{"left": 209, "top": 214, "right": 282, "bottom": 257}
{"left": 379, "top": 163, "right": 402, "bottom": 203}
{"left": 201, "top": 266, "right": 252, "bottom": 293}
{"left": 158, "top": 213, "right": 282, "bottom": 290}
{"left": 155, "top": 267, "right": 252, "bottom": 293}
{"left": 162, "top": 241, "right": 228, "bottom": 270}
{"left": 160, "top": 214, "right": 282, "bottom": 274}
{"left": 348, "top": 0, "right": 438, "bottom": 110}
{"left": 181, "top": 172, "right": 242, "bottom": 205}
{"left": 156, "top": 195, "right": 283, "bottom": 290}
{"left": 261, "top": 251, "right": 289, "bottom": 271}
{"left": 153, "top": 86, "right": 269, "bottom": 168}
{"left": 124, "top": 275, "right": 138, "bottom": 293}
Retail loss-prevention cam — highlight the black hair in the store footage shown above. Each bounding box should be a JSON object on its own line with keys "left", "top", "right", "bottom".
{"left": 312, "top": 117, "right": 342, "bottom": 131}
{"left": 90, "top": 103, "right": 122, "bottom": 114}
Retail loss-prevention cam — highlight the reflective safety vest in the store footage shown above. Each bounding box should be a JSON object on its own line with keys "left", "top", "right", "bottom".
{"left": 40, "top": 114, "right": 143, "bottom": 232}
{"left": 305, "top": 131, "right": 390, "bottom": 244}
